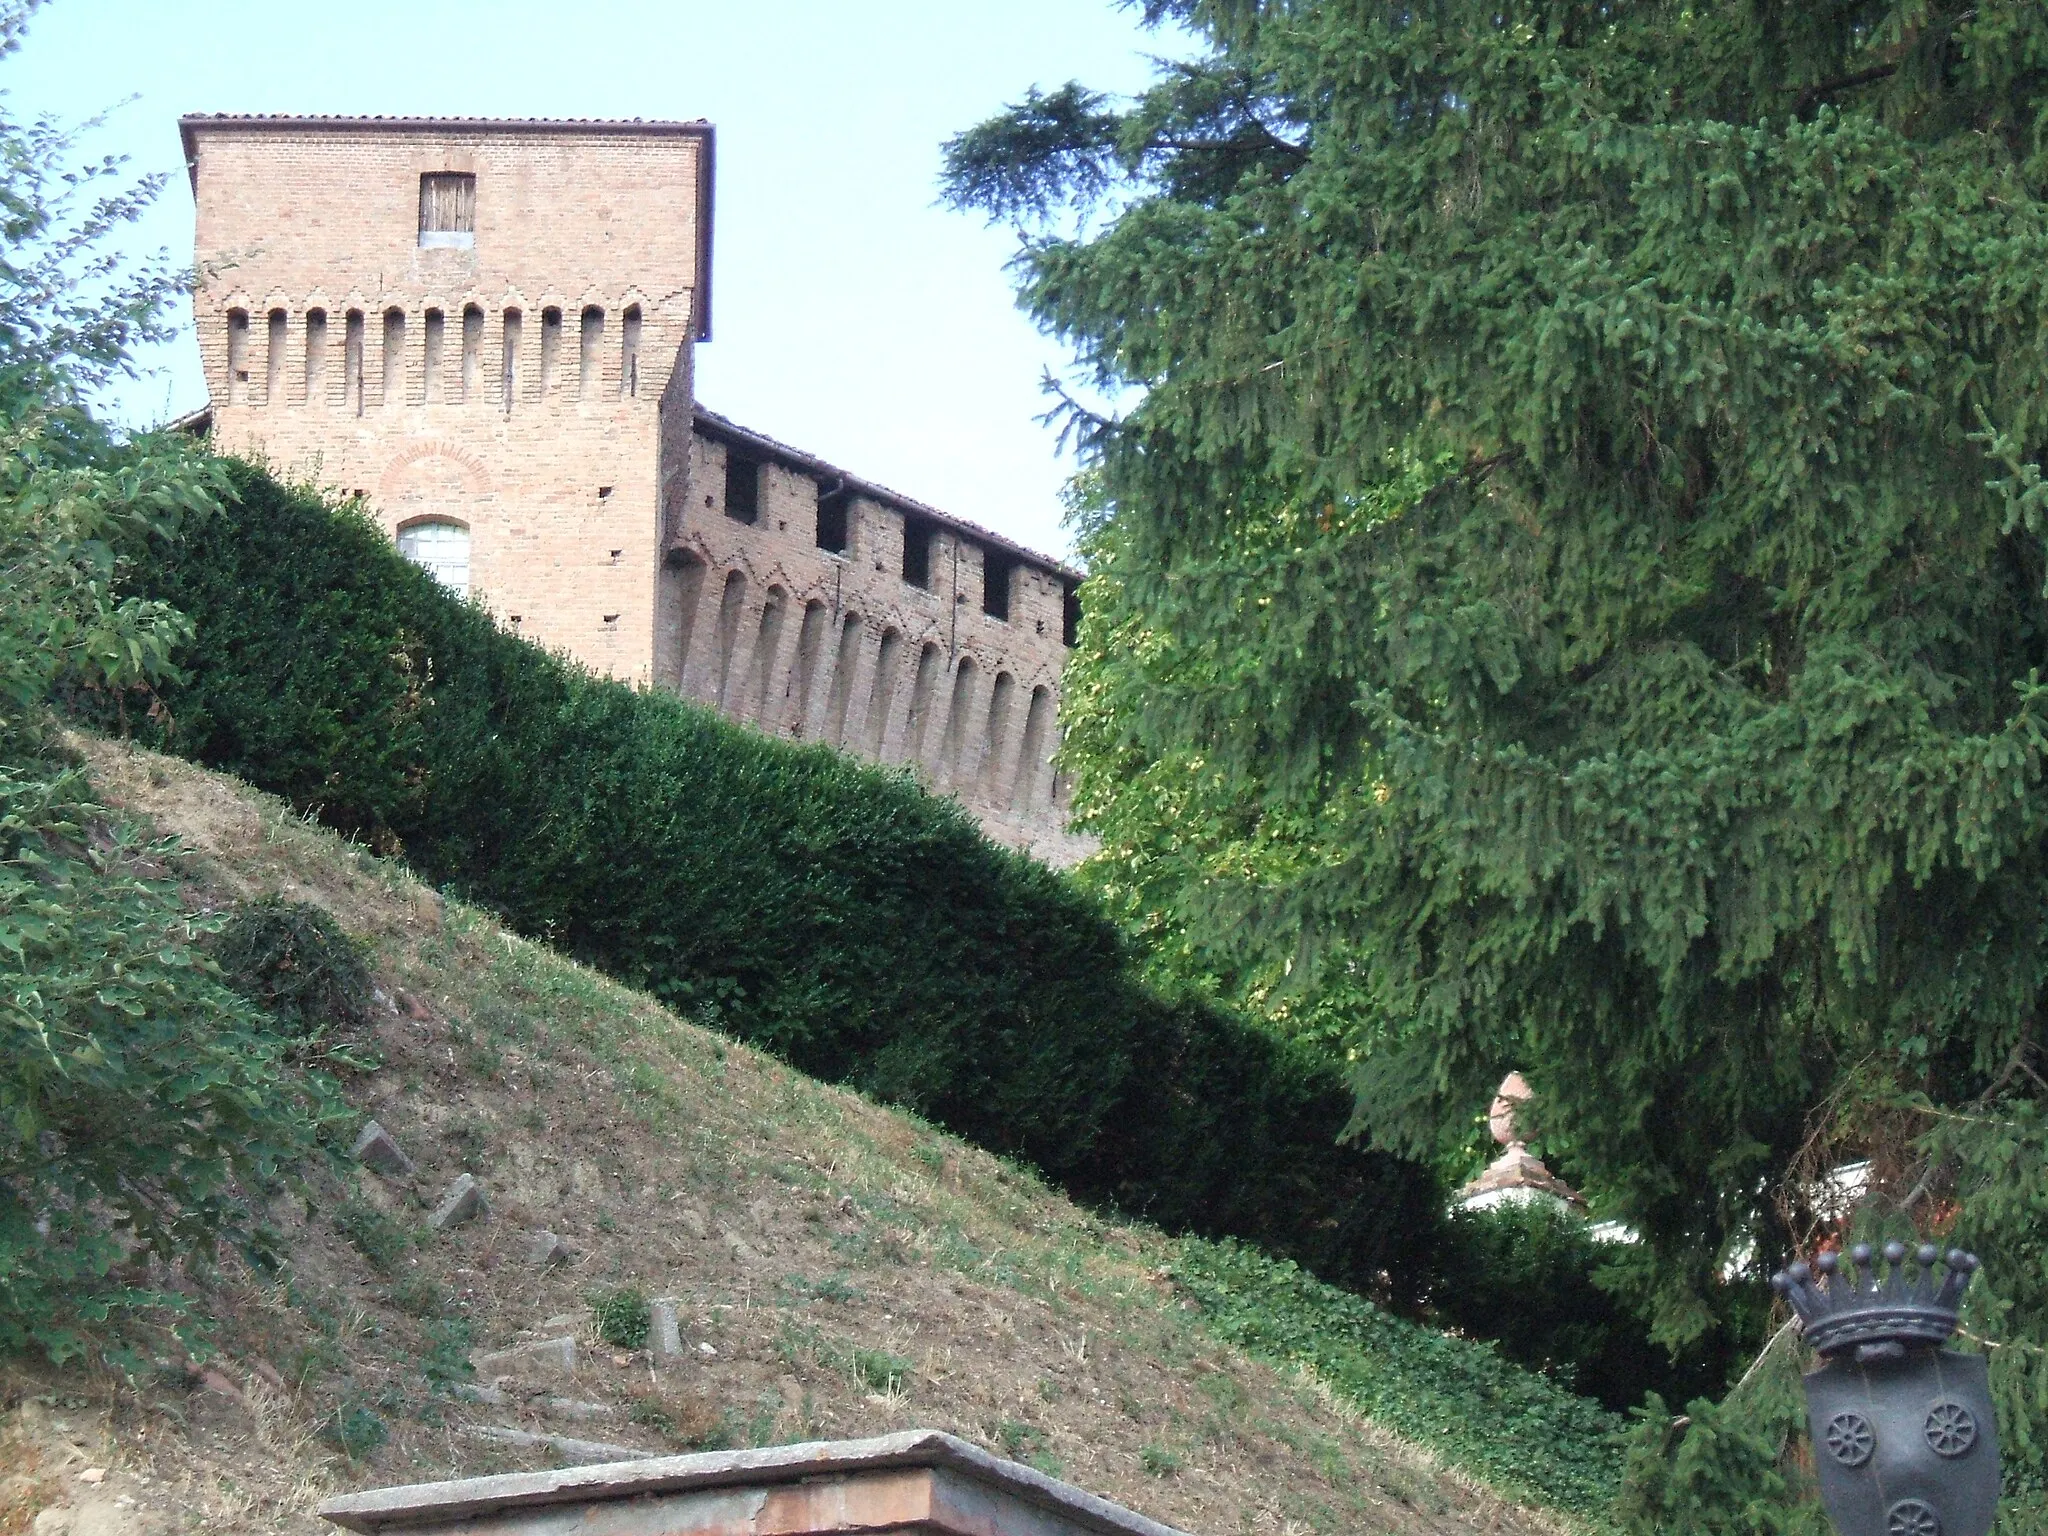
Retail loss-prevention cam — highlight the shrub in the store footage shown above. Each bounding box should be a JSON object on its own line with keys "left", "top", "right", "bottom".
{"left": 1434, "top": 1201, "right": 1741, "bottom": 1412}
{"left": 849, "top": 1346, "right": 909, "bottom": 1394}
{"left": 211, "top": 896, "right": 373, "bottom": 1040}
{"left": 421, "top": 1316, "right": 475, "bottom": 1391}
{"left": 1170, "top": 1236, "right": 1625, "bottom": 1520}
{"left": 322, "top": 1398, "right": 389, "bottom": 1460}
{"left": 333, "top": 1195, "right": 411, "bottom": 1274}
{"left": 588, "top": 1285, "right": 651, "bottom": 1350}
{"left": 0, "top": 29, "right": 335, "bottom": 1364}
{"left": 115, "top": 462, "right": 1449, "bottom": 1302}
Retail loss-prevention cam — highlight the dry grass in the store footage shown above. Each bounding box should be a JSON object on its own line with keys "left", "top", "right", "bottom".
{"left": 0, "top": 734, "right": 1575, "bottom": 1536}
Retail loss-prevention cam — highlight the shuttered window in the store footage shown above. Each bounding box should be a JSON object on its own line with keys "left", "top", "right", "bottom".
{"left": 419, "top": 173, "right": 476, "bottom": 248}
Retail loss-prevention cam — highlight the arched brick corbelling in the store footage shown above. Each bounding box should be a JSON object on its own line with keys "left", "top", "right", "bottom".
{"left": 377, "top": 439, "right": 492, "bottom": 497}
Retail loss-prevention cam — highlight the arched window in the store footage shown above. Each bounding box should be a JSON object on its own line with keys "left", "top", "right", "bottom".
{"left": 397, "top": 519, "right": 471, "bottom": 598}
{"left": 265, "top": 309, "right": 287, "bottom": 403}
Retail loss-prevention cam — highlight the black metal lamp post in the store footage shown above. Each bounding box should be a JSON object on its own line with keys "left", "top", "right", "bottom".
{"left": 1772, "top": 1245, "right": 1999, "bottom": 1536}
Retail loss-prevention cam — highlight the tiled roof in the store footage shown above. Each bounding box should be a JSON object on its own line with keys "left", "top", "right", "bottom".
{"left": 178, "top": 114, "right": 712, "bottom": 131}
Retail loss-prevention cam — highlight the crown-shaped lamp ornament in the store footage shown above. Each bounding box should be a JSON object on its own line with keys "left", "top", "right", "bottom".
{"left": 1773, "top": 1243, "right": 1999, "bottom": 1536}
{"left": 1771, "top": 1242, "right": 1978, "bottom": 1361}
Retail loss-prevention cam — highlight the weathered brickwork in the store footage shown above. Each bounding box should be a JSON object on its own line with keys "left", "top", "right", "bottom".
{"left": 183, "top": 115, "right": 1089, "bottom": 863}
{"left": 667, "top": 413, "right": 1089, "bottom": 865}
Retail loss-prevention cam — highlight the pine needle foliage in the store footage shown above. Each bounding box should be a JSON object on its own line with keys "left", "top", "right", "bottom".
{"left": 946, "top": 2, "right": 2048, "bottom": 1517}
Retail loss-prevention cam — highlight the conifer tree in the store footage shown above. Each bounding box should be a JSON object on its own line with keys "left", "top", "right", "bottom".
{"left": 945, "top": 3, "right": 2048, "bottom": 1510}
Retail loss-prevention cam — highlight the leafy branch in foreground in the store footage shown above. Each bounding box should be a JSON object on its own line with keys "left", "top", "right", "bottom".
{"left": 0, "top": 0, "right": 335, "bottom": 1362}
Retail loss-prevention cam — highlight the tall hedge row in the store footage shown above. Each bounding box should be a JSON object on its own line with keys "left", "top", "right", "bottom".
{"left": 117, "top": 463, "right": 1446, "bottom": 1297}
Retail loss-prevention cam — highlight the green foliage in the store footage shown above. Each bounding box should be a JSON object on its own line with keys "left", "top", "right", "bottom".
{"left": 949, "top": 3, "right": 2048, "bottom": 1507}
{"left": 588, "top": 1285, "right": 651, "bottom": 1351}
{"left": 115, "top": 462, "right": 1450, "bottom": 1305}
{"left": 1437, "top": 1201, "right": 1746, "bottom": 1412}
{"left": 849, "top": 1346, "right": 909, "bottom": 1394}
{"left": 211, "top": 896, "right": 373, "bottom": 1041}
{"left": 1169, "top": 1237, "right": 1625, "bottom": 1521}
{"left": 321, "top": 1397, "right": 389, "bottom": 1460}
{"left": 1917, "top": 1096, "right": 2048, "bottom": 1493}
{"left": 0, "top": 3, "right": 330, "bottom": 1363}
{"left": 420, "top": 1315, "right": 474, "bottom": 1392}
{"left": 1139, "top": 1443, "right": 1180, "bottom": 1477}
{"left": 1616, "top": 1329, "right": 1826, "bottom": 1536}
{"left": 332, "top": 1195, "right": 411, "bottom": 1275}
{"left": 388, "top": 1273, "right": 446, "bottom": 1319}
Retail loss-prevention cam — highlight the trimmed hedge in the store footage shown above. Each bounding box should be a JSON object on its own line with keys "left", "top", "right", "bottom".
{"left": 116, "top": 463, "right": 1448, "bottom": 1298}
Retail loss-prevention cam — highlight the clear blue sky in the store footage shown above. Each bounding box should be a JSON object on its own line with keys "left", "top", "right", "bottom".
{"left": 12, "top": 0, "right": 1177, "bottom": 560}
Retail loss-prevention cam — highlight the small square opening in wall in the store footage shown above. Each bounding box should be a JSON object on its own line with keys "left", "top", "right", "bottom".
{"left": 419, "top": 173, "right": 476, "bottom": 248}
{"left": 724, "top": 451, "right": 761, "bottom": 525}
{"left": 901, "top": 515, "right": 936, "bottom": 588}
{"left": 982, "top": 549, "right": 1018, "bottom": 621}
{"left": 602, "top": 613, "right": 620, "bottom": 626}
{"left": 597, "top": 485, "right": 614, "bottom": 499}
{"left": 815, "top": 483, "right": 851, "bottom": 554}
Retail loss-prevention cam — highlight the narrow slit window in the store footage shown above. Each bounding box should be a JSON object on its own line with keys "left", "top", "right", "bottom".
{"left": 382, "top": 308, "right": 405, "bottom": 406}
{"left": 724, "top": 451, "right": 760, "bottom": 524}
{"left": 344, "top": 309, "right": 366, "bottom": 416}
{"left": 460, "top": 304, "right": 483, "bottom": 401}
{"left": 304, "top": 309, "right": 328, "bottom": 405}
{"left": 225, "top": 309, "right": 250, "bottom": 404}
{"left": 579, "top": 306, "right": 604, "bottom": 397}
{"left": 901, "top": 516, "right": 935, "bottom": 589}
{"left": 419, "top": 173, "right": 476, "bottom": 248}
{"left": 620, "top": 305, "right": 641, "bottom": 397}
{"left": 422, "top": 308, "right": 445, "bottom": 402}
{"left": 501, "top": 309, "right": 521, "bottom": 414}
{"left": 265, "top": 309, "right": 286, "bottom": 403}
{"left": 1062, "top": 584, "right": 1082, "bottom": 648}
{"left": 539, "top": 307, "right": 563, "bottom": 396}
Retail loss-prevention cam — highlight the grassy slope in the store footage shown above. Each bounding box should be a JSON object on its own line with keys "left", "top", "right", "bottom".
{"left": 1, "top": 737, "right": 1611, "bottom": 1536}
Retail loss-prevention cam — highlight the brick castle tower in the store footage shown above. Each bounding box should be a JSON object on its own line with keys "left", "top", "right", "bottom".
{"left": 182, "top": 115, "right": 1087, "bottom": 863}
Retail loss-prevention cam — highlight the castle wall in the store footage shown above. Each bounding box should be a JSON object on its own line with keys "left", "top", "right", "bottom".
{"left": 184, "top": 116, "right": 1090, "bottom": 864}
{"left": 668, "top": 425, "right": 1091, "bottom": 866}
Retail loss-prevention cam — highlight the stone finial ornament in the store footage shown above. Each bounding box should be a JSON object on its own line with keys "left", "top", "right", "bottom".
{"left": 1457, "top": 1072, "right": 1586, "bottom": 1212}
{"left": 1487, "top": 1071, "right": 1532, "bottom": 1147}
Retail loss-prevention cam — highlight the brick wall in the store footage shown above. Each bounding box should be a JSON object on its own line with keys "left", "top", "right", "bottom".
{"left": 666, "top": 422, "right": 1091, "bottom": 865}
{"left": 187, "top": 118, "right": 705, "bottom": 686}
{"left": 186, "top": 116, "right": 1090, "bottom": 863}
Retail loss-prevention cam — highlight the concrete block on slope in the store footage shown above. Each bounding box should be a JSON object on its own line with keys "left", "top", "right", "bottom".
{"left": 527, "top": 1229, "right": 572, "bottom": 1267}
{"left": 350, "top": 1120, "right": 416, "bottom": 1180}
{"left": 430, "top": 1174, "right": 487, "bottom": 1231}
{"left": 650, "top": 1297, "right": 682, "bottom": 1359}
{"left": 475, "top": 1336, "right": 577, "bottom": 1381}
